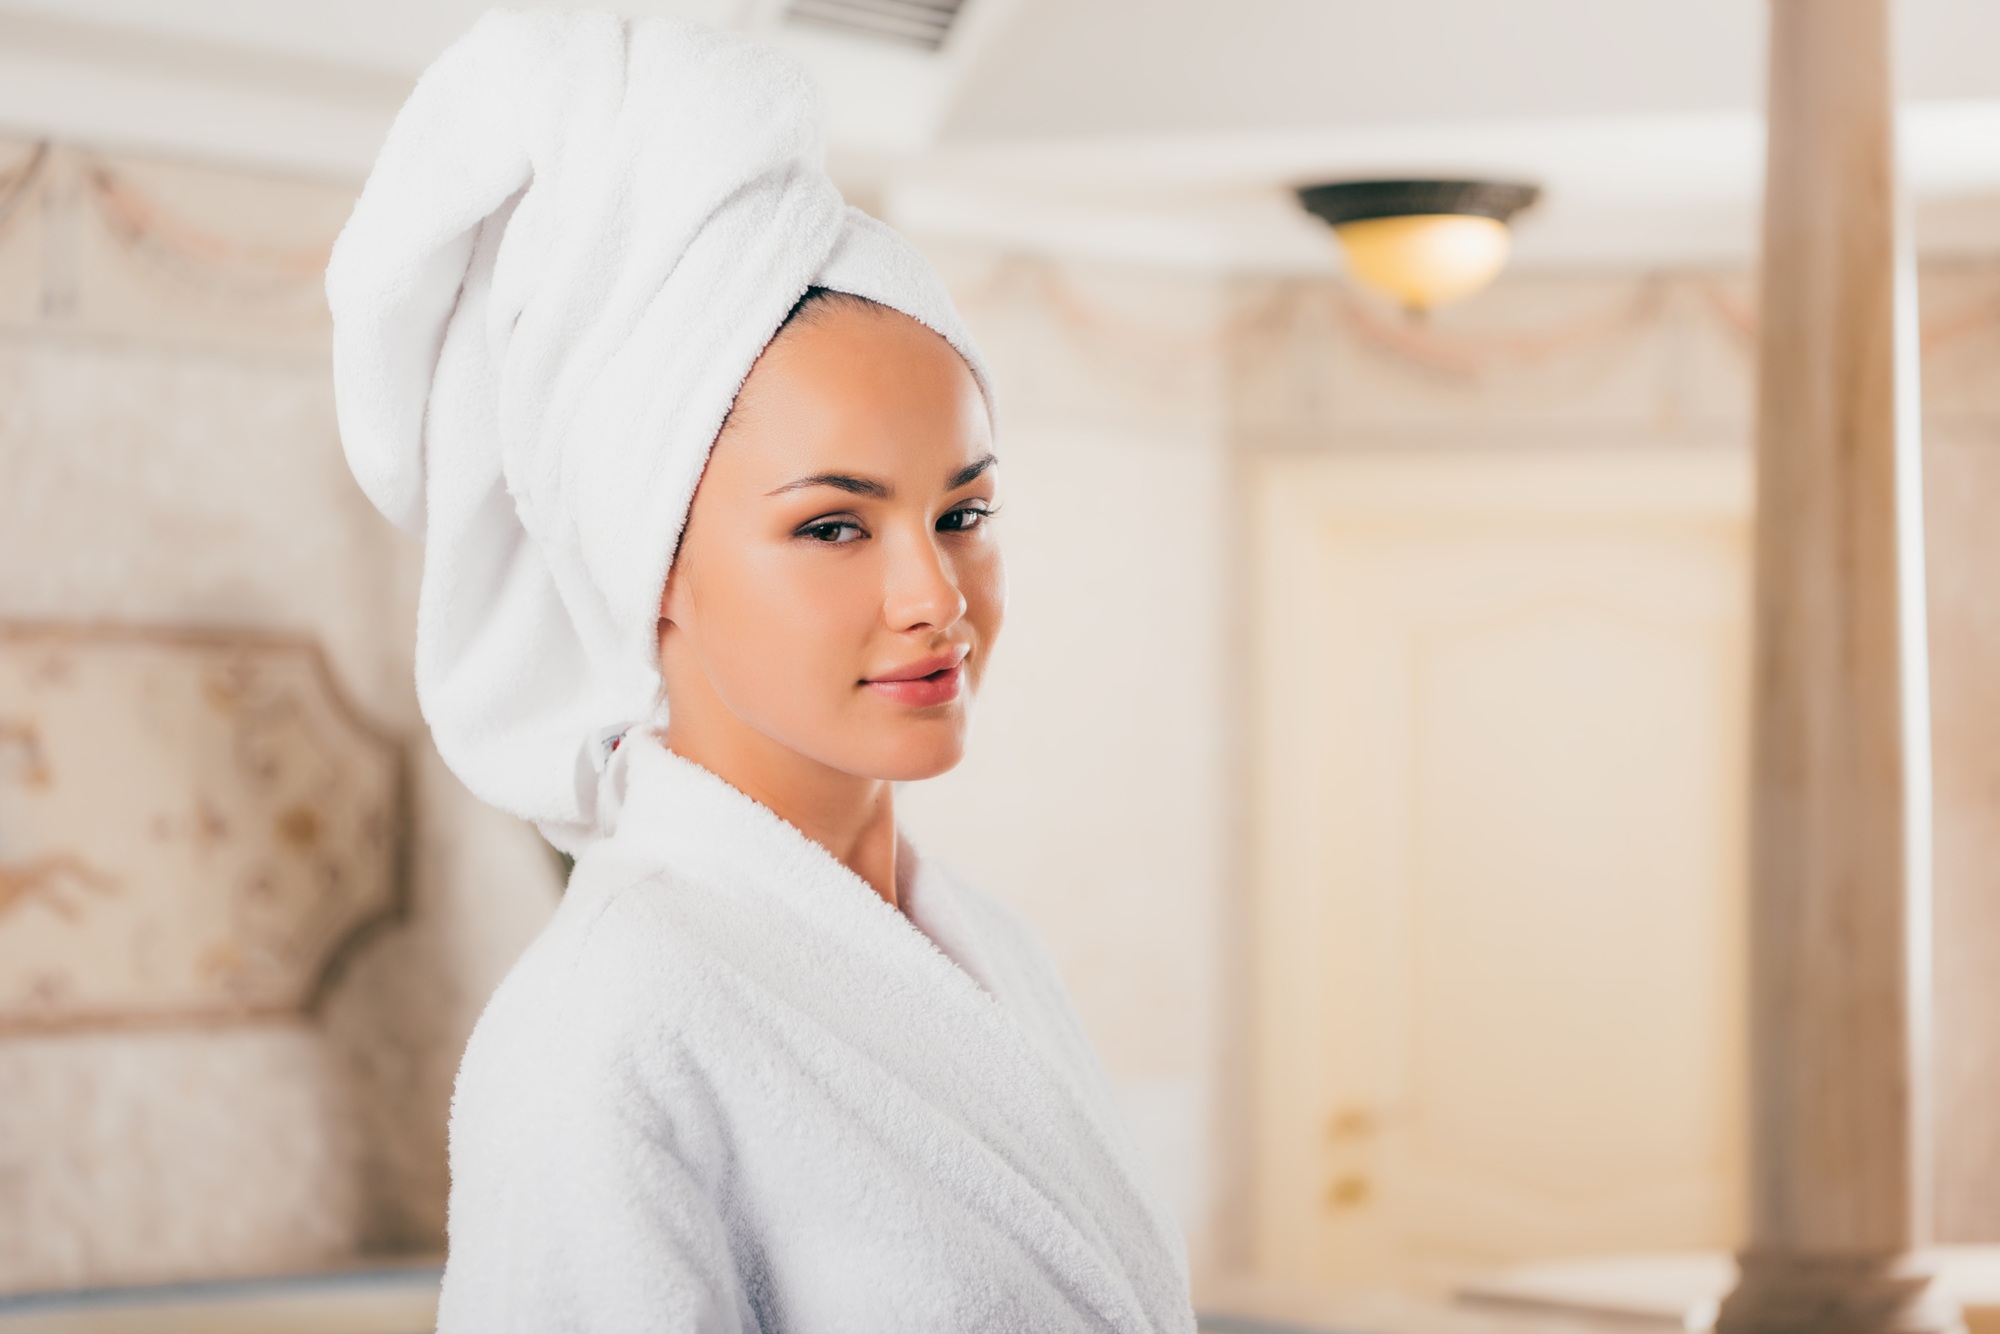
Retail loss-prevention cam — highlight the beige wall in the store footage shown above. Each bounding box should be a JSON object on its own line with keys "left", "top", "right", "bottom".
{"left": 905, "top": 253, "right": 2000, "bottom": 1284}
{"left": 3, "top": 132, "right": 1996, "bottom": 1297}
{"left": 1235, "top": 267, "right": 1751, "bottom": 1280}
{"left": 895, "top": 248, "right": 1234, "bottom": 1257}
{"left": 0, "top": 140, "right": 560, "bottom": 1293}
{"left": 1918, "top": 257, "right": 2000, "bottom": 1244}
{"left": 1220, "top": 260, "right": 2000, "bottom": 1258}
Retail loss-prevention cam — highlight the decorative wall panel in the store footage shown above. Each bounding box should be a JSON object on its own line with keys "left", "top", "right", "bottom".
{"left": 0, "top": 625, "right": 401, "bottom": 1032}
{"left": 1248, "top": 450, "right": 1753, "bottom": 1289}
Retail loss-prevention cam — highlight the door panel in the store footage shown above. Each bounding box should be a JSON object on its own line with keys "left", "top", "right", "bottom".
{"left": 1250, "top": 450, "right": 1750, "bottom": 1293}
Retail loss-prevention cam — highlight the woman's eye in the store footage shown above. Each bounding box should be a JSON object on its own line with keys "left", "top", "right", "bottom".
{"left": 799, "top": 519, "right": 865, "bottom": 544}
{"left": 938, "top": 505, "right": 991, "bottom": 533}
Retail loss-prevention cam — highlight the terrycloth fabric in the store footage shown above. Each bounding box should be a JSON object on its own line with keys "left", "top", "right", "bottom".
{"left": 441, "top": 738, "right": 1197, "bottom": 1333}
{"left": 325, "top": 10, "right": 993, "bottom": 850}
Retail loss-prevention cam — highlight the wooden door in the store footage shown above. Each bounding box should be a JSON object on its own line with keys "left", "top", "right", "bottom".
{"left": 1249, "top": 449, "right": 1750, "bottom": 1294}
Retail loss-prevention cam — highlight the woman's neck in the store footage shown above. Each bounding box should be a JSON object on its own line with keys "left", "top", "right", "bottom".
{"left": 660, "top": 715, "right": 901, "bottom": 910}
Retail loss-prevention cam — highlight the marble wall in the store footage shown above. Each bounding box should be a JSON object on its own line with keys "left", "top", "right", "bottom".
{"left": 1218, "top": 259, "right": 2000, "bottom": 1252}
{"left": 0, "top": 139, "right": 561, "bottom": 1293}
{"left": 1, "top": 130, "right": 1994, "bottom": 1297}
{"left": 904, "top": 247, "right": 2000, "bottom": 1275}
{"left": 895, "top": 248, "right": 1234, "bottom": 1256}
{"left": 1916, "top": 257, "right": 2000, "bottom": 1244}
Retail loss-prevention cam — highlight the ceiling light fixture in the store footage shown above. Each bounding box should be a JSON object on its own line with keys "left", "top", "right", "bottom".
{"left": 1296, "top": 179, "right": 1541, "bottom": 314}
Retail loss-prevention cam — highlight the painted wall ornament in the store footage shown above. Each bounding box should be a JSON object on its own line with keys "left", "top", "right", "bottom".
{"left": 0, "top": 624, "right": 402, "bottom": 1031}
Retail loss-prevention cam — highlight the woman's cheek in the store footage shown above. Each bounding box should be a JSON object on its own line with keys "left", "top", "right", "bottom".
{"left": 779, "top": 554, "right": 878, "bottom": 699}
{"left": 710, "top": 549, "right": 822, "bottom": 711}
{"left": 966, "top": 549, "right": 1006, "bottom": 663}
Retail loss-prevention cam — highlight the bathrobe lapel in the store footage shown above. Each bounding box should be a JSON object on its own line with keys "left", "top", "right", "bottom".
{"left": 602, "top": 740, "right": 1185, "bottom": 1332}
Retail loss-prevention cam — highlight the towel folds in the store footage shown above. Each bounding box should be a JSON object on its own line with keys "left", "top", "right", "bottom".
{"left": 327, "top": 10, "right": 992, "bottom": 849}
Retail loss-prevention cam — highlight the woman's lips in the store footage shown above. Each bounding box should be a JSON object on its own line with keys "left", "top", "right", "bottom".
{"left": 863, "top": 649, "right": 969, "bottom": 708}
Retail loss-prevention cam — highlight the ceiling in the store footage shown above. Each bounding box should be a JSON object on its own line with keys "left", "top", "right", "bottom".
{"left": 2, "top": 0, "right": 1998, "bottom": 271}
{"left": 953, "top": 0, "right": 2000, "bottom": 138}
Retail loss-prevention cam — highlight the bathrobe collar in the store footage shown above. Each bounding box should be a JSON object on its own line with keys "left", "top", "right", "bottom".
{"left": 591, "top": 736, "right": 1188, "bottom": 1333}
{"left": 600, "top": 734, "right": 993, "bottom": 991}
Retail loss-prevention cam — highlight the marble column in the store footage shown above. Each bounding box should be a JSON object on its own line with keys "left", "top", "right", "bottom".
{"left": 1714, "top": 1, "right": 1962, "bottom": 1331}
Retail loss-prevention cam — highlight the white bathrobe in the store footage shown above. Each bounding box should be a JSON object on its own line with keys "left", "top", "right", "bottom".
{"left": 440, "top": 739, "right": 1195, "bottom": 1333}
{"left": 331, "top": 15, "right": 1192, "bottom": 1325}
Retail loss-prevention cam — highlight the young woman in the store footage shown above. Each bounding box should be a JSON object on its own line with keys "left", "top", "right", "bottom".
{"left": 327, "top": 11, "right": 1193, "bottom": 1332}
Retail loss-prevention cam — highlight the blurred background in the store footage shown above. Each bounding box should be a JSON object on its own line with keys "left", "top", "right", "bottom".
{"left": 1, "top": 1, "right": 1998, "bottom": 1330}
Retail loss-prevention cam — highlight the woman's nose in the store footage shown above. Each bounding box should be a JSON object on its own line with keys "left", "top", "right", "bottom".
{"left": 883, "top": 528, "right": 967, "bottom": 632}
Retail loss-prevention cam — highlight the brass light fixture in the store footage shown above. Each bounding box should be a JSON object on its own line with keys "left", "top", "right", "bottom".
{"left": 1296, "top": 179, "right": 1540, "bottom": 313}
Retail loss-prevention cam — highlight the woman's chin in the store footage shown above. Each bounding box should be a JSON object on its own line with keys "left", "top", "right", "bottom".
{"left": 831, "top": 726, "right": 969, "bottom": 784}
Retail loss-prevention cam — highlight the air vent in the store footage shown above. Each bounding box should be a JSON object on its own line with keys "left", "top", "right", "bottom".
{"left": 784, "top": 0, "right": 969, "bottom": 51}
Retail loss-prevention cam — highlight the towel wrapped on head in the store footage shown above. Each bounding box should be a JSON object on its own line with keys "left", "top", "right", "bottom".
{"left": 326, "top": 9, "right": 992, "bottom": 849}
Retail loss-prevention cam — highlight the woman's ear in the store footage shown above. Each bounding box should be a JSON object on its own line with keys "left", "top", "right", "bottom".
{"left": 659, "top": 547, "right": 695, "bottom": 629}
{"left": 658, "top": 568, "right": 692, "bottom": 672}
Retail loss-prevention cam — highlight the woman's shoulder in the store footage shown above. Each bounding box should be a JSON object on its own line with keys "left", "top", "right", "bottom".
{"left": 455, "top": 852, "right": 731, "bottom": 1089}
{"left": 533, "top": 850, "right": 708, "bottom": 985}
{"left": 444, "top": 853, "right": 747, "bottom": 1270}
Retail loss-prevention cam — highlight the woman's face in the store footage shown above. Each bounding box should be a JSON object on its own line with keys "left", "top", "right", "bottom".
{"left": 659, "top": 300, "right": 1002, "bottom": 784}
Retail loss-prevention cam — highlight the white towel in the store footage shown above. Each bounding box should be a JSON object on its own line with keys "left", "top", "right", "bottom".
{"left": 326, "top": 9, "right": 992, "bottom": 850}
{"left": 441, "top": 738, "right": 1197, "bottom": 1332}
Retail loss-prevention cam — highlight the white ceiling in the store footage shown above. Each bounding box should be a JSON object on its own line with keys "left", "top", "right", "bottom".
{"left": 952, "top": 0, "right": 1764, "bottom": 139}
{"left": 950, "top": 0, "right": 2000, "bottom": 139}
{"left": 0, "top": 0, "right": 743, "bottom": 74}
{"left": 2, "top": 0, "right": 1997, "bottom": 271}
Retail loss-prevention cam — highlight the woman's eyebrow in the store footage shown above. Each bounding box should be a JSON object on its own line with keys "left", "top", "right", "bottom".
{"left": 947, "top": 454, "right": 998, "bottom": 489}
{"left": 768, "top": 472, "right": 892, "bottom": 499}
